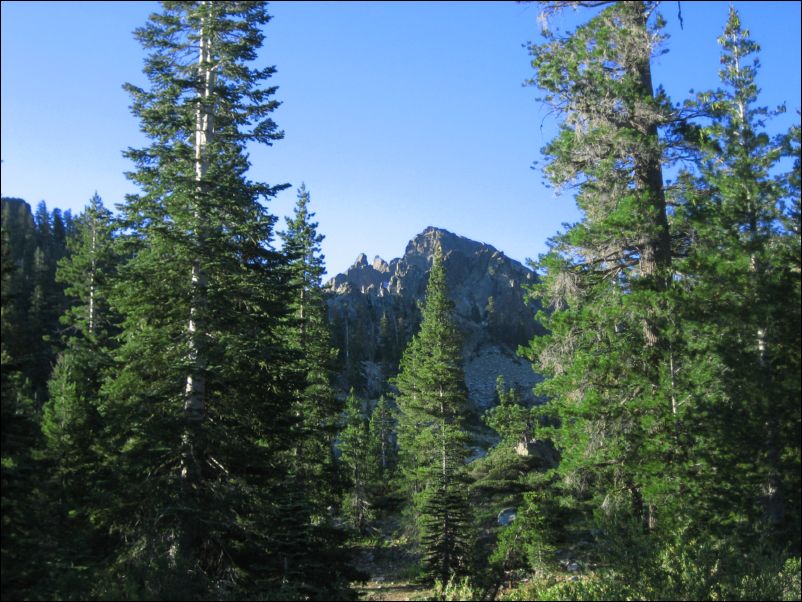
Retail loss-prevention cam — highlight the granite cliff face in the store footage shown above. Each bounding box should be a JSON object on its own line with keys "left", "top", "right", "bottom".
{"left": 325, "top": 227, "right": 542, "bottom": 408}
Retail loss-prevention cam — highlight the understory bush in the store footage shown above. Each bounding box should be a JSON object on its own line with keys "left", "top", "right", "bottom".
{"left": 500, "top": 539, "right": 800, "bottom": 601}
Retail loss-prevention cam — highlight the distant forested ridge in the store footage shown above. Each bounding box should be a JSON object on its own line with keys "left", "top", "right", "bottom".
{"left": 2, "top": 198, "right": 72, "bottom": 404}
{"left": 1, "top": 2, "right": 800, "bottom": 601}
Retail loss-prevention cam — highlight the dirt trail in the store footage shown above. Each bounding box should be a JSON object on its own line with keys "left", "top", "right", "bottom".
{"left": 358, "top": 580, "right": 428, "bottom": 601}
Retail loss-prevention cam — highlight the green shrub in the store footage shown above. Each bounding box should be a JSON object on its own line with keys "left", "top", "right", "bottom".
{"left": 499, "top": 540, "right": 801, "bottom": 601}
{"left": 500, "top": 571, "right": 631, "bottom": 601}
{"left": 428, "top": 576, "right": 480, "bottom": 601}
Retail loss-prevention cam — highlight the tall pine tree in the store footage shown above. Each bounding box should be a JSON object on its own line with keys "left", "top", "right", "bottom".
{"left": 280, "top": 183, "right": 344, "bottom": 513}
{"left": 45, "top": 193, "right": 118, "bottom": 452}
{"left": 339, "top": 389, "right": 374, "bottom": 534}
{"left": 523, "top": 3, "right": 684, "bottom": 568}
{"left": 41, "top": 193, "right": 120, "bottom": 596}
{"left": 1, "top": 210, "right": 52, "bottom": 600}
{"left": 369, "top": 394, "right": 397, "bottom": 491}
{"left": 278, "top": 184, "right": 360, "bottom": 598}
{"left": 98, "top": 3, "right": 309, "bottom": 597}
{"left": 674, "top": 8, "right": 801, "bottom": 548}
{"left": 394, "top": 247, "right": 473, "bottom": 584}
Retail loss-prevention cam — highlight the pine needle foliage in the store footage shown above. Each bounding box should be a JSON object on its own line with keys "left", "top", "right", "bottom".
{"left": 671, "top": 7, "right": 801, "bottom": 547}
{"left": 97, "top": 3, "right": 312, "bottom": 597}
{"left": 279, "top": 183, "right": 360, "bottom": 596}
{"left": 524, "top": 1, "right": 680, "bottom": 542}
{"left": 394, "top": 247, "right": 474, "bottom": 584}
{"left": 281, "top": 184, "right": 344, "bottom": 514}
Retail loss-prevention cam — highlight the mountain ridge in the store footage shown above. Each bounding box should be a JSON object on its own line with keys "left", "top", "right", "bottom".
{"left": 325, "top": 227, "right": 542, "bottom": 408}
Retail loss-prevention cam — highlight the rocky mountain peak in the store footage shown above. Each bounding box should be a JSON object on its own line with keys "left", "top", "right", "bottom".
{"left": 372, "top": 256, "right": 389, "bottom": 273}
{"left": 325, "top": 228, "right": 543, "bottom": 408}
{"left": 406, "top": 226, "right": 492, "bottom": 259}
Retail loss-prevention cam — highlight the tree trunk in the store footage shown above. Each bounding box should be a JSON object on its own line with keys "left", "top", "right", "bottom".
{"left": 184, "top": 6, "right": 215, "bottom": 427}
{"left": 172, "top": 11, "right": 216, "bottom": 567}
{"left": 628, "top": 2, "right": 671, "bottom": 532}
{"left": 626, "top": 2, "right": 672, "bottom": 349}
{"left": 89, "top": 217, "right": 96, "bottom": 335}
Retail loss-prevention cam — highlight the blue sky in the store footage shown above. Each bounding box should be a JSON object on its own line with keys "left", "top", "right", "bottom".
{"left": 2, "top": 1, "right": 800, "bottom": 277}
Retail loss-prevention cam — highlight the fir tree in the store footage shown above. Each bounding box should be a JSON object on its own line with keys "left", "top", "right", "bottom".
{"left": 54, "top": 194, "right": 117, "bottom": 342}
{"left": 484, "top": 376, "right": 533, "bottom": 449}
{"left": 369, "top": 394, "right": 397, "bottom": 488}
{"left": 1, "top": 223, "right": 46, "bottom": 599}
{"left": 523, "top": 2, "right": 682, "bottom": 551}
{"left": 98, "top": 3, "right": 311, "bottom": 597}
{"left": 279, "top": 183, "right": 359, "bottom": 595}
{"left": 394, "top": 247, "right": 473, "bottom": 583}
{"left": 523, "top": 3, "right": 801, "bottom": 590}
{"left": 280, "top": 183, "right": 343, "bottom": 509}
{"left": 1, "top": 197, "right": 78, "bottom": 597}
{"left": 478, "top": 378, "right": 562, "bottom": 593}
{"left": 674, "top": 8, "right": 801, "bottom": 547}
{"left": 0, "top": 200, "right": 38, "bottom": 372}
{"left": 40, "top": 194, "right": 120, "bottom": 596}
{"left": 339, "top": 389, "right": 373, "bottom": 533}
{"left": 16, "top": 200, "right": 70, "bottom": 403}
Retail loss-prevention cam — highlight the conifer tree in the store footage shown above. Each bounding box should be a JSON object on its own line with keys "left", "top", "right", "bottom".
{"left": 1, "top": 225, "right": 48, "bottom": 599}
{"left": 44, "top": 198, "right": 116, "bottom": 500}
{"left": 674, "top": 8, "right": 801, "bottom": 546}
{"left": 369, "top": 394, "right": 397, "bottom": 488}
{"left": 339, "top": 389, "right": 373, "bottom": 533}
{"left": 40, "top": 194, "right": 120, "bottom": 594}
{"left": 0, "top": 199, "right": 38, "bottom": 385}
{"left": 523, "top": 1, "right": 682, "bottom": 546}
{"left": 98, "top": 3, "right": 309, "bottom": 596}
{"left": 278, "top": 184, "right": 359, "bottom": 596}
{"left": 480, "top": 378, "right": 561, "bottom": 589}
{"left": 1, "top": 198, "right": 83, "bottom": 598}
{"left": 280, "top": 183, "right": 343, "bottom": 510}
{"left": 24, "top": 201, "right": 69, "bottom": 403}
{"left": 484, "top": 376, "right": 532, "bottom": 448}
{"left": 394, "top": 248, "right": 473, "bottom": 583}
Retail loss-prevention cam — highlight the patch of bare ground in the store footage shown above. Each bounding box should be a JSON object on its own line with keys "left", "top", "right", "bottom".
{"left": 352, "top": 516, "right": 432, "bottom": 601}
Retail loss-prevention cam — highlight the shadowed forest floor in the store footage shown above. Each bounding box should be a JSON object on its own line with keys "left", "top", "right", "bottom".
{"left": 352, "top": 515, "right": 432, "bottom": 601}
{"left": 357, "top": 581, "right": 429, "bottom": 602}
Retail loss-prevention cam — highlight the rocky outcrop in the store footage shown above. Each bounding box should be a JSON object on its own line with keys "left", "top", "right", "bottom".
{"left": 325, "top": 227, "right": 543, "bottom": 409}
